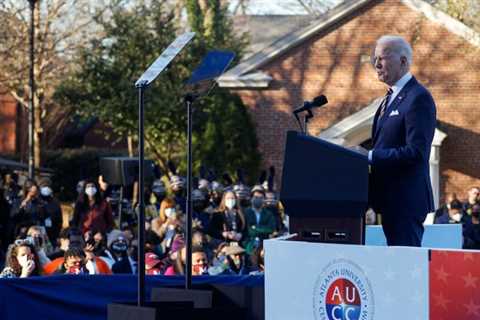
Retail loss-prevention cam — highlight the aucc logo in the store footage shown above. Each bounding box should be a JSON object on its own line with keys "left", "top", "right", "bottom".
{"left": 313, "top": 259, "right": 374, "bottom": 320}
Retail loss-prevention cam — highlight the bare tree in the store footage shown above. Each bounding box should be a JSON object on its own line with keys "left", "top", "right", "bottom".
{"left": 0, "top": 0, "right": 108, "bottom": 168}
{"left": 434, "top": 0, "right": 480, "bottom": 32}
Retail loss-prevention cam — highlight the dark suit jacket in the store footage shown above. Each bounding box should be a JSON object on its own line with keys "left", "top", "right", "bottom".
{"left": 369, "top": 76, "right": 436, "bottom": 219}
{"left": 112, "top": 257, "right": 135, "bottom": 274}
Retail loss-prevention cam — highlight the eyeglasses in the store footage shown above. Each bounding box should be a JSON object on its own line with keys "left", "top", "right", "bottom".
{"left": 14, "top": 238, "right": 33, "bottom": 246}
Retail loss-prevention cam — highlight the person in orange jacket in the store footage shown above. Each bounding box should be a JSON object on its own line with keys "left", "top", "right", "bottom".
{"left": 43, "top": 243, "right": 111, "bottom": 275}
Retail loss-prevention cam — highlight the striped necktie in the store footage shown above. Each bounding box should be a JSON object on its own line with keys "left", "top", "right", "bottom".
{"left": 379, "top": 88, "right": 393, "bottom": 118}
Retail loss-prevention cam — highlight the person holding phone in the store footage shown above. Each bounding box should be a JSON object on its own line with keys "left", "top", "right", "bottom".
{"left": 0, "top": 239, "right": 42, "bottom": 278}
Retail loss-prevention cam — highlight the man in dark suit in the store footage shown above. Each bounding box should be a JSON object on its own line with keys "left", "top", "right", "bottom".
{"left": 368, "top": 35, "right": 436, "bottom": 247}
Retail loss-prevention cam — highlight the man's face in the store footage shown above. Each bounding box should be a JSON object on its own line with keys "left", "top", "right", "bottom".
{"left": 373, "top": 42, "right": 405, "bottom": 86}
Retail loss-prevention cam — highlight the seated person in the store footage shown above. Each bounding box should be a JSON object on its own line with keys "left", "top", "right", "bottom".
{"left": 44, "top": 241, "right": 111, "bottom": 275}
{"left": 208, "top": 191, "right": 245, "bottom": 244}
{"left": 435, "top": 199, "right": 470, "bottom": 224}
{"left": 55, "top": 247, "right": 89, "bottom": 274}
{"left": 0, "top": 238, "right": 42, "bottom": 278}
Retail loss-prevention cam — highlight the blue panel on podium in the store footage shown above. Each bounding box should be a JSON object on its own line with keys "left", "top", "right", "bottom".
{"left": 365, "top": 224, "right": 462, "bottom": 248}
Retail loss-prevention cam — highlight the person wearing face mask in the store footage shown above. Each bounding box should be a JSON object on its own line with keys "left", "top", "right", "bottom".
{"left": 167, "top": 161, "right": 186, "bottom": 214}
{"left": 3, "top": 173, "right": 20, "bottom": 206}
{"left": 148, "top": 179, "right": 166, "bottom": 212}
{"left": 159, "top": 204, "right": 184, "bottom": 253}
{"left": 71, "top": 180, "right": 114, "bottom": 234}
{"left": 243, "top": 188, "right": 276, "bottom": 254}
{"left": 11, "top": 180, "right": 46, "bottom": 234}
{"left": 84, "top": 229, "right": 115, "bottom": 267}
{"left": 38, "top": 180, "right": 63, "bottom": 243}
{"left": 192, "top": 189, "right": 211, "bottom": 232}
{"left": 435, "top": 199, "right": 469, "bottom": 224}
{"left": 191, "top": 245, "right": 209, "bottom": 276}
{"left": 151, "top": 198, "right": 177, "bottom": 239}
{"left": 208, "top": 191, "right": 245, "bottom": 245}
{"left": 108, "top": 230, "right": 137, "bottom": 274}
{"left": 0, "top": 239, "right": 41, "bottom": 278}
{"left": 208, "top": 181, "right": 224, "bottom": 212}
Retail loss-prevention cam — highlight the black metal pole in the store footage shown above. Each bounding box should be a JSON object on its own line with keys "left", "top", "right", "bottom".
{"left": 185, "top": 96, "right": 193, "bottom": 289}
{"left": 118, "top": 185, "right": 123, "bottom": 228}
{"left": 137, "top": 83, "right": 146, "bottom": 307}
{"left": 28, "top": 0, "right": 36, "bottom": 179}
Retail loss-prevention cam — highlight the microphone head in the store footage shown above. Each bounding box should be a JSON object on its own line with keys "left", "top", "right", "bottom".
{"left": 312, "top": 95, "right": 328, "bottom": 107}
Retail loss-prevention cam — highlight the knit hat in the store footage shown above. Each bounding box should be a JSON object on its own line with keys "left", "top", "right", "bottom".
{"left": 107, "top": 230, "right": 125, "bottom": 248}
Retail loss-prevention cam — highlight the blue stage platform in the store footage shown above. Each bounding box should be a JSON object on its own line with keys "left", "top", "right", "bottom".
{"left": 0, "top": 275, "right": 264, "bottom": 320}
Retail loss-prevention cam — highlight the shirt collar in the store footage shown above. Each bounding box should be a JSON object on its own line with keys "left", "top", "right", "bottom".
{"left": 390, "top": 72, "right": 412, "bottom": 96}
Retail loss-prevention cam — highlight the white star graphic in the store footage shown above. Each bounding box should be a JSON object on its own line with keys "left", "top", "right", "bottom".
{"left": 464, "top": 299, "right": 480, "bottom": 316}
{"left": 462, "top": 272, "right": 479, "bottom": 288}
{"left": 434, "top": 292, "right": 451, "bottom": 310}
{"left": 435, "top": 265, "right": 449, "bottom": 283}
{"left": 464, "top": 252, "right": 475, "bottom": 261}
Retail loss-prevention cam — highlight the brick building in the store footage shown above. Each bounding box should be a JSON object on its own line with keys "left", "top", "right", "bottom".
{"left": 0, "top": 89, "right": 23, "bottom": 156}
{"left": 220, "top": 0, "right": 480, "bottom": 208}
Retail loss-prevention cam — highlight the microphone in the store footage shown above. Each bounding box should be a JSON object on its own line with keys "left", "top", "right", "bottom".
{"left": 292, "top": 95, "right": 328, "bottom": 114}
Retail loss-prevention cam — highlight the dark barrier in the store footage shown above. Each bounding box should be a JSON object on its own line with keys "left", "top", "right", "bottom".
{"left": 0, "top": 275, "right": 264, "bottom": 320}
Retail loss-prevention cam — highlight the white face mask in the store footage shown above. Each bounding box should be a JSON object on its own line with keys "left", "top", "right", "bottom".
{"left": 452, "top": 213, "right": 462, "bottom": 222}
{"left": 17, "top": 254, "right": 29, "bottom": 268}
{"left": 40, "top": 187, "right": 53, "bottom": 197}
{"left": 85, "top": 187, "right": 97, "bottom": 197}
{"left": 165, "top": 208, "right": 176, "bottom": 218}
{"left": 225, "top": 199, "right": 236, "bottom": 210}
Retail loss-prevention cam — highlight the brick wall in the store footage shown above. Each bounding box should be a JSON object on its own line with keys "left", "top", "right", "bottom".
{"left": 231, "top": 0, "right": 480, "bottom": 203}
{"left": 0, "top": 91, "right": 18, "bottom": 154}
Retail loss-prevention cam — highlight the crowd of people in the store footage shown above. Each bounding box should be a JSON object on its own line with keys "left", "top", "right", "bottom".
{"left": 2, "top": 161, "right": 478, "bottom": 279}
{"left": 0, "top": 165, "right": 286, "bottom": 278}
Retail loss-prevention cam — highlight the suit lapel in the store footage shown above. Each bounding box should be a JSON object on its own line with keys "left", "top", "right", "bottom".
{"left": 373, "top": 77, "right": 417, "bottom": 142}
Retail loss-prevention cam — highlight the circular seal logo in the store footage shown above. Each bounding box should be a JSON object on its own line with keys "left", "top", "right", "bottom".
{"left": 313, "top": 259, "right": 374, "bottom": 320}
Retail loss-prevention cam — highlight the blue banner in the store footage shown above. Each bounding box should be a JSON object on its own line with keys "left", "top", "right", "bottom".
{"left": 0, "top": 275, "right": 263, "bottom": 320}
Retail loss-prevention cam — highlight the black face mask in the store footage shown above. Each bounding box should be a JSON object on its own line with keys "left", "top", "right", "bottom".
{"left": 111, "top": 241, "right": 128, "bottom": 254}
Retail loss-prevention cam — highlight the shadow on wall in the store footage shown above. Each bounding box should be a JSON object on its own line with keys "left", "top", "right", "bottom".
{"left": 438, "top": 121, "right": 480, "bottom": 200}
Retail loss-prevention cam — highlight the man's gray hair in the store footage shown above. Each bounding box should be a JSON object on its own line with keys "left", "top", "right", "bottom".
{"left": 376, "top": 35, "right": 413, "bottom": 65}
